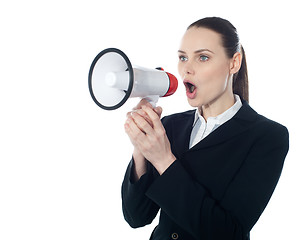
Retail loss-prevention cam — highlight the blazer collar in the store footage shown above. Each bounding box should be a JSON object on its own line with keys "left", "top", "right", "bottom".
{"left": 189, "top": 100, "right": 258, "bottom": 151}
{"left": 171, "top": 100, "right": 258, "bottom": 156}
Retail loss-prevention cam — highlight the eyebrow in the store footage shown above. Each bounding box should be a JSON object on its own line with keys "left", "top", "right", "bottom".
{"left": 178, "top": 49, "right": 214, "bottom": 54}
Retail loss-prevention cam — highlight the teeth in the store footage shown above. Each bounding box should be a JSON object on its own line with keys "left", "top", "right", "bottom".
{"left": 184, "top": 82, "right": 196, "bottom": 93}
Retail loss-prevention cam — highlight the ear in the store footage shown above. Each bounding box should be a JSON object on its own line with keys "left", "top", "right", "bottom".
{"left": 229, "top": 52, "right": 242, "bottom": 74}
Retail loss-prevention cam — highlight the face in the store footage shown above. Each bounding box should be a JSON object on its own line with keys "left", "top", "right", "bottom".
{"left": 178, "top": 27, "right": 235, "bottom": 108}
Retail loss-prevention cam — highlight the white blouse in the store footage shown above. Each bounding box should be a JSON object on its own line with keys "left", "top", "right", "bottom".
{"left": 189, "top": 94, "right": 242, "bottom": 149}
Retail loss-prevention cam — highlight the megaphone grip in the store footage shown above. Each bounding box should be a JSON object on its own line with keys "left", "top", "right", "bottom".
{"left": 145, "top": 95, "right": 159, "bottom": 107}
{"left": 164, "top": 72, "right": 178, "bottom": 97}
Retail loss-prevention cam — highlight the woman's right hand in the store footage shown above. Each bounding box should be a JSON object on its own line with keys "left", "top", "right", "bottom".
{"left": 125, "top": 98, "right": 163, "bottom": 181}
{"left": 126, "top": 99, "right": 162, "bottom": 150}
{"left": 126, "top": 99, "right": 162, "bottom": 126}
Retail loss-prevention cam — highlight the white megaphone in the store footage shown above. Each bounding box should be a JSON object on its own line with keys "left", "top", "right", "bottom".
{"left": 88, "top": 48, "right": 178, "bottom": 110}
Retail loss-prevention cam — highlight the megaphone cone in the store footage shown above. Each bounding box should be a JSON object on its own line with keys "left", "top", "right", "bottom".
{"left": 88, "top": 48, "right": 178, "bottom": 110}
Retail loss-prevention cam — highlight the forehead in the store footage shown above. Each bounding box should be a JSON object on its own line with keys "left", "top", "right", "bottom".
{"left": 179, "top": 27, "right": 223, "bottom": 53}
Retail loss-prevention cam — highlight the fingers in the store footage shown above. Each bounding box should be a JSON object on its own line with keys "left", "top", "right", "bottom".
{"left": 124, "top": 115, "right": 146, "bottom": 145}
{"left": 133, "top": 99, "right": 153, "bottom": 111}
{"left": 127, "top": 103, "right": 162, "bottom": 127}
{"left": 125, "top": 99, "right": 163, "bottom": 140}
{"left": 141, "top": 105, "right": 164, "bottom": 131}
{"left": 131, "top": 111, "right": 154, "bottom": 135}
{"left": 154, "top": 106, "right": 163, "bottom": 118}
{"left": 126, "top": 105, "right": 163, "bottom": 135}
{"left": 127, "top": 99, "right": 151, "bottom": 121}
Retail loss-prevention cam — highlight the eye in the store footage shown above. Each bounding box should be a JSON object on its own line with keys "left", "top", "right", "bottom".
{"left": 199, "top": 55, "right": 209, "bottom": 62}
{"left": 179, "top": 55, "right": 188, "bottom": 62}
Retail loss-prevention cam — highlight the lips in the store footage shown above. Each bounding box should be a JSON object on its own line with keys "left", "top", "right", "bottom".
{"left": 183, "top": 80, "right": 197, "bottom": 99}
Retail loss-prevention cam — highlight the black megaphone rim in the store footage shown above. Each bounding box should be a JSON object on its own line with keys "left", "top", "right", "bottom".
{"left": 88, "top": 48, "right": 134, "bottom": 110}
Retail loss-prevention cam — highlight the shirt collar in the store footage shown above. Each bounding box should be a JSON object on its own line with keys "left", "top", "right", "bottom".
{"left": 193, "top": 94, "right": 242, "bottom": 126}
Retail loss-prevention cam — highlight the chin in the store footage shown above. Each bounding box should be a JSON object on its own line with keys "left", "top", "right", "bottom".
{"left": 187, "top": 98, "right": 202, "bottom": 108}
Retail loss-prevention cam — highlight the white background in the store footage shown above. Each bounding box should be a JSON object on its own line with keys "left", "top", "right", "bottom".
{"left": 1, "top": 0, "right": 295, "bottom": 239}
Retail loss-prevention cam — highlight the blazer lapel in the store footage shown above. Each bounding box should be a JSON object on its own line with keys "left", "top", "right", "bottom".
{"left": 170, "top": 110, "right": 195, "bottom": 158}
{"left": 189, "top": 101, "right": 258, "bottom": 151}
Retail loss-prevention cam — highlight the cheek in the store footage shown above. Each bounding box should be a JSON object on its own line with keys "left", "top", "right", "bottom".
{"left": 198, "top": 63, "right": 229, "bottom": 92}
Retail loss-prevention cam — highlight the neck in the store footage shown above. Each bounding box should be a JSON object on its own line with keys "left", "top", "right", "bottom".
{"left": 201, "top": 93, "right": 236, "bottom": 122}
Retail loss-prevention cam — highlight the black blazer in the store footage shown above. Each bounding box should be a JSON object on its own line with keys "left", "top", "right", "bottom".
{"left": 121, "top": 100, "right": 289, "bottom": 240}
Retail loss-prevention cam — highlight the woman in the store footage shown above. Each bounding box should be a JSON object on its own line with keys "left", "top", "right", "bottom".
{"left": 121, "top": 17, "right": 289, "bottom": 240}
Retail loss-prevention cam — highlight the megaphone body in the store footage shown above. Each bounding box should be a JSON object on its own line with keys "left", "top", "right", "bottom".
{"left": 88, "top": 48, "right": 178, "bottom": 110}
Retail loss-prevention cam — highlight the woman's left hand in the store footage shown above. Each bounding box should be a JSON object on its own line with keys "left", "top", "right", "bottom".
{"left": 124, "top": 105, "right": 176, "bottom": 175}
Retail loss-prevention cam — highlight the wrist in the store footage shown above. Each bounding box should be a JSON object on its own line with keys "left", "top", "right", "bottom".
{"left": 133, "top": 148, "right": 144, "bottom": 160}
{"left": 132, "top": 148, "right": 147, "bottom": 182}
{"left": 156, "top": 154, "right": 176, "bottom": 175}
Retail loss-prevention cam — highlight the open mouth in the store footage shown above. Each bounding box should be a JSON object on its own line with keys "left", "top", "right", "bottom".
{"left": 184, "top": 81, "right": 196, "bottom": 93}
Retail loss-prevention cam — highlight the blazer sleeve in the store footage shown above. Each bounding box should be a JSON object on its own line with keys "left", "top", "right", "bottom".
{"left": 121, "top": 158, "right": 160, "bottom": 228}
{"left": 121, "top": 116, "right": 174, "bottom": 228}
{"left": 145, "top": 123, "right": 289, "bottom": 239}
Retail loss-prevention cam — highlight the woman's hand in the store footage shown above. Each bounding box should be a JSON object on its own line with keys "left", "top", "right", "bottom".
{"left": 127, "top": 99, "right": 162, "bottom": 126}
{"left": 126, "top": 99, "right": 162, "bottom": 155}
{"left": 125, "top": 99, "right": 163, "bottom": 181}
{"left": 125, "top": 104, "right": 176, "bottom": 175}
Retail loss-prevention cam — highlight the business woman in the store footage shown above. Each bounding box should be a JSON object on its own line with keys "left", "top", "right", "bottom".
{"left": 122, "top": 17, "right": 289, "bottom": 240}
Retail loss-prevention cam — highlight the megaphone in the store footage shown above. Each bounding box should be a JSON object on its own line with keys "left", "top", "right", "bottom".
{"left": 88, "top": 48, "right": 178, "bottom": 110}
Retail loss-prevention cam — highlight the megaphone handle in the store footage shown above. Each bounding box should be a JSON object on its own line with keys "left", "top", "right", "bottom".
{"left": 144, "top": 95, "right": 159, "bottom": 108}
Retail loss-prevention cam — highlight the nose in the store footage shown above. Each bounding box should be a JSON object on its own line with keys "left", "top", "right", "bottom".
{"left": 181, "top": 60, "right": 195, "bottom": 77}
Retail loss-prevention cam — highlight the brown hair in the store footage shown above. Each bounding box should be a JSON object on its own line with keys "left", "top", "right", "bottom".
{"left": 188, "top": 17, "right": 249, "bottom": 102}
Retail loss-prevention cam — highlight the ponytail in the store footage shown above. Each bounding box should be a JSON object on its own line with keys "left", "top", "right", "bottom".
{"left": 233, "top": 46, "right": 249, "bottom": 102}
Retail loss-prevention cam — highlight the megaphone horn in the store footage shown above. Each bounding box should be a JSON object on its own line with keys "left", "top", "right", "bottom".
{"left": 88, "top": 48, "right": 178, "bottom": 110}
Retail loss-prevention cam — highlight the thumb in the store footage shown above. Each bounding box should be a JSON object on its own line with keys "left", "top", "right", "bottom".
{"left": 154, "top": 106, "right": 163, "bottom": 118}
